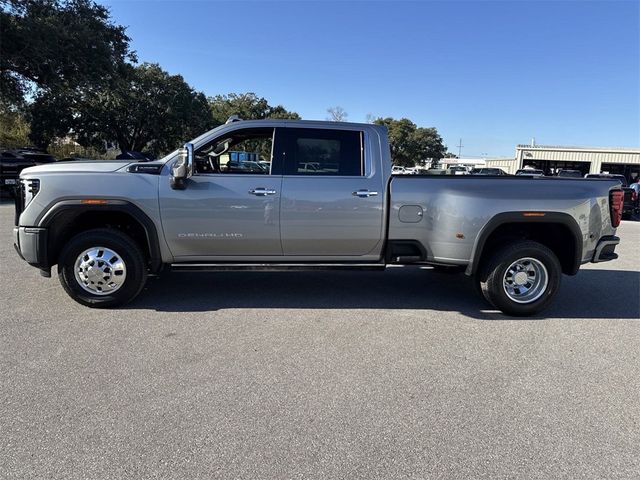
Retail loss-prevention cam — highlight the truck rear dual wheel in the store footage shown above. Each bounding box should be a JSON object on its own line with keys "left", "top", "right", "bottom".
{"left": 478, "top": 240, "right": 561, "bottom": 316}
{"left": 58, "top": 229, "right": 147, "bottom": 308}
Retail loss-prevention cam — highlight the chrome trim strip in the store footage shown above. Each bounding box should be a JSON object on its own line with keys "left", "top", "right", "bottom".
{"left": 171, "top": 263, "right": 384, "bottom": 268}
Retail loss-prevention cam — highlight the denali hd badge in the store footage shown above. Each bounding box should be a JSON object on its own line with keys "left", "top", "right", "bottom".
{"left": 178, "top": 233, "right": 244, "bottom": 238}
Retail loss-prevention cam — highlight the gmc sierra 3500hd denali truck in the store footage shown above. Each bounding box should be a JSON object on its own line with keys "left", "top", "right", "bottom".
{"left": 13, "top": 118, "right": 623, "bottom": 316}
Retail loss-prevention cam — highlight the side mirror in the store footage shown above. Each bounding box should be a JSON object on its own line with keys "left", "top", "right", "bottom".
{"left": 170, "top": 143, "right": 194, "bottom": 190}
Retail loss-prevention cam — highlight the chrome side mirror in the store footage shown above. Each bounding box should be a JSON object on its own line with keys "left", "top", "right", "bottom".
{"left": 170, "top": 143, "right": 194, "bottom": 190}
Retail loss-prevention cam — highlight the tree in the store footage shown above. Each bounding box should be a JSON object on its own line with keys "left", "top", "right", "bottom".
{"left": 30, "top": 63, "right": 213, "bottom": 155}
{"left": 327, "top": 106, "right": 348, "bottom": 122}
{"left": 0, "top": 0, "right": 134, "bottom": 107}
{"left": 0, "top": 109, "right": 30, "bottom": 148}
{"left": 412, "top": 126, "right": 447, "bottom": 164}
{"left": 373, "top": 117, "right": 446, "bottom": 167}
{"left": 208, "top": 93, "right": 300, "bottom": 125}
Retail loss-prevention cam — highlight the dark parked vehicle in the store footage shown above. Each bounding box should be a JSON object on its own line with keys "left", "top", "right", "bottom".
{"left": 1, "top": 149, "right": 55, "bottom": 193}
{"left": 58, "top": 157, "right": 95, "bottom": 162}
{"left": 226, "top": 160, "right": 267, "bottom": 173}
{"left": 557, "top": 169, "right": 583, "bottom": 178}
{"left": 585, "top": 173, "right": 627, "bottom": 183}
{"left": 627, "top": 183, "right": 639, "bottom": 216}
{"left": 116, "top": 151, "right": 156, "bottom": 161}
{"left": 515, "top": 168, "right": 545, "bottom": 177}
{"left": 585, "top": 174, "right": 635, "bottom": 219}
{"left": 471, "top": 168, "right": 508, "bottom": 176}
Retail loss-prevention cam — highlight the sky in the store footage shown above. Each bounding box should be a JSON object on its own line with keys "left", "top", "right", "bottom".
{"left": 101, "top": 0, "right": 639, "bottom": 157}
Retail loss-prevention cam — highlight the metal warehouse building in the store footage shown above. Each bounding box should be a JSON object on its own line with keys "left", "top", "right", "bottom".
{"left": 486, "top": 145, "right": 640, "bottom": 182}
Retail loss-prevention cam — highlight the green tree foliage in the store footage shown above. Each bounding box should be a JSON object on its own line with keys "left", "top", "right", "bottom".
{"left": 209, "top": 93, "right": 300, "bottom": 125}
{"left": 0, "top": 0, "right": 133, "bottom": 107}
{"left": 373, "top": 117, "right": 446, "bottom": 167}
{"left": 0, "top": 110, "right": 30, "bottom": 148}
{"left": 30, "top": 63, "right": 212, "bottom": 155}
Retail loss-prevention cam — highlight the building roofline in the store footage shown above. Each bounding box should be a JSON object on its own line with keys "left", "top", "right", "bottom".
{"left": 517, "top": 144, "right": 640, "bottom": 154}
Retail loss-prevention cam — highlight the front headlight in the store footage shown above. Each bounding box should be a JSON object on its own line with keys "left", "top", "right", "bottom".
{"left": 21, "top": 178, "right": 40, "bottom": 208}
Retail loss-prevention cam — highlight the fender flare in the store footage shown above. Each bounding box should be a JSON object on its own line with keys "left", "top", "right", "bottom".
{"left": 466, "top": 211, "right": 583, "bottom": 276}
{"left": 39, "top": 200, "right": 163, "bottom": 272}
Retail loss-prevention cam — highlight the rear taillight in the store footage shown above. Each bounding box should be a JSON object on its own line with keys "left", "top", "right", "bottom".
{"left": 609, "top": 189, "right": 624, "bottom": 227}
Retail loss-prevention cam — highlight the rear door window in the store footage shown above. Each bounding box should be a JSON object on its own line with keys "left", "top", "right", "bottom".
{"left": 282, "top": 128, "right": 363, "bottom": 176}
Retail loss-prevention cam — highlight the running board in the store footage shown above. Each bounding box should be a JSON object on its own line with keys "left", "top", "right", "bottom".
{"left": 170, "top": 263, "right": 386, "bottom": 272}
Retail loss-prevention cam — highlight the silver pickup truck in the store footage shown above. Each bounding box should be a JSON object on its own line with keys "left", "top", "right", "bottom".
{"left": 13, "top": 119, "right": 623, "bottom": 315}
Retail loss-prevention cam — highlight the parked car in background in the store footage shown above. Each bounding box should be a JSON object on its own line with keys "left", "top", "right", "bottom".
{"left": 515, "top": 168, "right": 545, "bottom": 177}
{"left": 557, "top": 169, "right": 583, "bottom": 178}
{"left": 585, "top": 173, "right": 627, "bottom": 184}
{"left": 628, "top": 182, "right": 640, "bottom": 216}
{"left": 17, "top": 149, "right": 56, "bottom": 165}
{"left": 585, "top": 174, "right": 635, "bottom": 219}
{"left": 226, "top": 160, "right": 268, "bottom": 174}
{"left": 58, "top": 157, "right": 95, "bottom": 162}
{"left": 391, "top": 165, "right": 406, "bottom": 174}
{"left": 471, "top": 167, "right": 508, "bottom": 176}
{"left": 1, "top": 149, "right": 55, "bottom": 193}
{"left": 447, "top": 166, "right": 468, "bottom": 175}
{"left": 258, "top": 161, "right": 271, "bottom": 171}
{"left": 116, "top": 151, "right": 156, "bottom": 161}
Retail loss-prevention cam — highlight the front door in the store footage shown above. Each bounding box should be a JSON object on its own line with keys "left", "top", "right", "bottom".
{"left": 159, "top": 127, "right": 283, "bottom": 259}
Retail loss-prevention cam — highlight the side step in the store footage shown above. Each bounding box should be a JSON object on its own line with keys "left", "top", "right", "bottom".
{"left": 170, "top": 263, "right": 386, "bottom": 272}
{"left": 390, "top": 255, "right": 422, "bottom": 263}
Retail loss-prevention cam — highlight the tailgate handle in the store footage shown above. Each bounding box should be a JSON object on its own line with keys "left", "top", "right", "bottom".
{"left": 352, "top": 189, "right": 378, "bottom": 198}
{"left": 248, "top": 187, "right": 277, "bottom": 196}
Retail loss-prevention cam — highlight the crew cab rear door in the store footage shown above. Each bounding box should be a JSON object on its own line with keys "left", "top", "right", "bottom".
{"left": 278, "top": 126, "right": 385, "bottom": 257}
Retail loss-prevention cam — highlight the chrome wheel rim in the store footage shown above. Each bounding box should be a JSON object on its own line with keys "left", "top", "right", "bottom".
{"left": 502, "top": 257, "right": 548, "bottom": 304}
{"left": 74, "top": 247, "right": 127, "bottom": 296}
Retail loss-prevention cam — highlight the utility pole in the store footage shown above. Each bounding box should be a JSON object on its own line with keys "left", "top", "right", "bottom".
{"left": 457, "top": 138, "right": 464, "bottom": 159}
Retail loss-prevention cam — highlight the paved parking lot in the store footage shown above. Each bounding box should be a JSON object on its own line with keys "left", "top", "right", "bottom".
{"left": 1, "top": 199, "right": 639, "bottom": 479}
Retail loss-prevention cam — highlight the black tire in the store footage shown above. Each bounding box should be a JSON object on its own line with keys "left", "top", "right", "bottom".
{"left": 58, "top": 228, "right": 147, "bottom": 308}
{"left": 477, "top": 240, "right": 561, "bottom": 316}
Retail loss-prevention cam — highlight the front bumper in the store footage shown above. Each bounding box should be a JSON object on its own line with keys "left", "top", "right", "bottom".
{"left": 592, "top": 235, "right": 620, "bottom": 263}
{"left": 13, "top": 226, "right": 51, "bottom": 276}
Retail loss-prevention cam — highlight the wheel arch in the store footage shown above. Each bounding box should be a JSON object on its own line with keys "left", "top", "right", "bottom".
{"left": 39, "top": 201, "right": 162, "bottom": 273}
{"left": 467, "top": 212, "right": 583, "bottom": 277}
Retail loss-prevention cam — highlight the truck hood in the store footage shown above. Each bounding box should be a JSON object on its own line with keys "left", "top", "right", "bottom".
{"left": 20, "top": 160, "right": 134, "bottom": 176}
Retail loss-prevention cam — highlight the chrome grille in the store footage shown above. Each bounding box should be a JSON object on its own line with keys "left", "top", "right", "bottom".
{"left": 14, "top": 181, "right": 24, "bottom": 226}
{"left": 14, "top": 179, "right": 40, "bottom": 226}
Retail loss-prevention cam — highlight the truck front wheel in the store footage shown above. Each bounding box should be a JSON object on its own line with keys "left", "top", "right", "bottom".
{"left": 58, "top": 228, "right": 148, "bottom": 308}
{"left": 478, "top": 240, "right": 561, "bottom": 316}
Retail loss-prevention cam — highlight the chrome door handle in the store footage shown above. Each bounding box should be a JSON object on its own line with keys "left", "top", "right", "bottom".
{"left": 248, "top": 188, "right": 277, "bottom": 196}
{"left": 352, "top": 189, "right": 378, "bottom": 198}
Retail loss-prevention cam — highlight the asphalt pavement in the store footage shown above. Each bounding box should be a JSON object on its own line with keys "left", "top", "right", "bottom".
{"left": 1, "top": 199, "right": 639, "bottom": 479}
